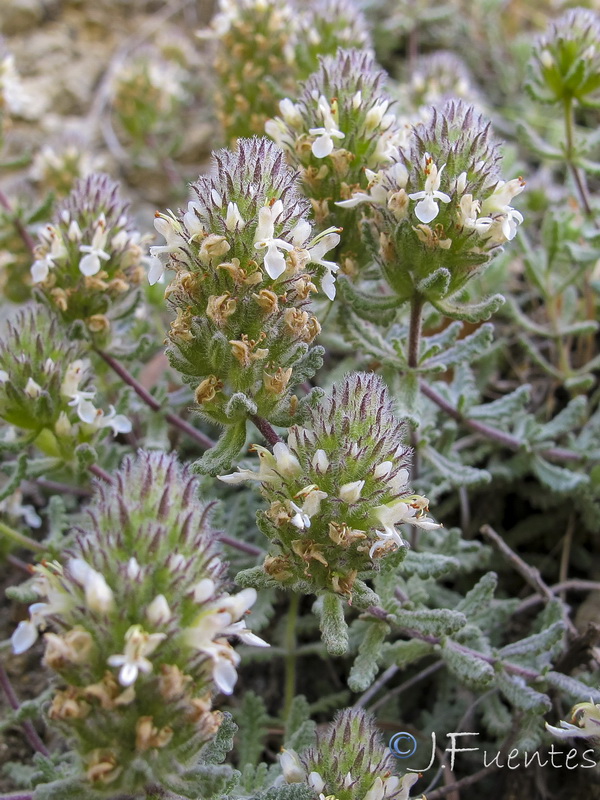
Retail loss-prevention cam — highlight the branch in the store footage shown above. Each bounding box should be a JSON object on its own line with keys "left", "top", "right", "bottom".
{"left": 249, "top": 414, "right": 283, "bottom": 445}
{"left": 0, "top": 189, "right": 36, "bottom": 255}
{"left": 0, "top": 662, "right": 49, "bottom": 757}
{"left": 95, "top": 349, "right": 215, "bottom": 450}
{"left": 420, "top": 381, "right": 583, "bottom": 462}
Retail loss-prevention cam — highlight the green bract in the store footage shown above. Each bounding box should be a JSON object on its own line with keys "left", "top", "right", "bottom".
{"left": 527, "top": 7, "right": 600, "bottom": 107}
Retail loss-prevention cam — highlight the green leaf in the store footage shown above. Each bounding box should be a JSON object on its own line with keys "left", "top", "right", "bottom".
{"left": 431, "top": 293, "right": 505, "bottom": 323}
{"left": 469, "top": 386, "right": 531, "bottom": 421}
{"left": 381, "top": 638, "right": 435, "bottom": 668}
{"left": 200, "top": 711, "right": 238, "bottom": 765}
{"left": 392, "top": 607, "right": 467, "bottom": 637}
{"left": 530, "top": 455, "right": 588, "bottom": 493}
{"left": 455, "top": 573, "right": 498, "bottom": 620}
{"left": 516, "top": 122, "right": 563, "bottom": 160}
{"left": 193, "top": 419, "right": 248, "bottom": 475}
{"left": 441, "top": 640, "right": 495, "bottom": 689}
{"left": 348, "top": 621, "right": 390, "bottom": 692}
{"left": 401, "top": 550, "right": 460, "bottom": 578}
{"left": 495, "top": 670, "right": 551, "bottom": 714}
{"left": 498, "top": 622, "right": 564, "bottom": 662}
{"left": 234, "top": 692, "right": 269, "bottom": 768}
{"left": 545, "top": 671, "right": 600, "bottom": 703}
{"left": 317, "top": 592, "right": 349, "bottom": 655}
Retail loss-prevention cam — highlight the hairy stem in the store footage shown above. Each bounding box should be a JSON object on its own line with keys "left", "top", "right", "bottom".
{"left": 95, "top": 349, "right": 215, "bottom": 450}
{"left": 250, "top": 414, "right": 283, "bottom": 445}
{"left": 407, "top": 294, "right": 424, "bottom": 369}
{"left": 283, "top": 592, "right": 300, "bottom": 722}
{"left": 0, "top": 663, "right": 49, "bottom": 757}
{"left": 419, "top": 380, "right": 583, "bottom": 462}
{"left": 563, "top": 96, "right": 596, "bottom": 224}
{"left": 0, "top": 520, "right": 44, "bottom": 553}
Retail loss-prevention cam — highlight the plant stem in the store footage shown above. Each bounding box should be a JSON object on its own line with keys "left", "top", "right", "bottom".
{"left": 0, "top": 663, "right": 49, "bottom": 756}
{"left": 0, "top": 794, "right": 34, "bottom": 800}
{"left": 216, "top": 532, "right": 262, "bottom": 556}
{"left": 250, "top": 414, "right": 283, "bottom": 445}
{"left": 419, "top": 380, "right": 584, "bottom": 463}
{"left": 88, "top": 463, "right": 114, "bottom": 484}
{"left": 407, "top": 294, "right": 424, "bottom": 369}
{"left": 0, "top": 520, "right": 44, "bottom": 553}
{"left": 95, "top": 349, "right": 215, "bottom": 450}
{"left": 283, "top": 592, "right": 300, "bottom": 723}
{"left": 563, "top": 96, "right": 596, "bottom": 223}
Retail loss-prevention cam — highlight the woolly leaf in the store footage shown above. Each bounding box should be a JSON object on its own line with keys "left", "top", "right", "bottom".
{"left": 495, "top": 670, "right": 552, "bottom": 713}
{"left": 193, "top": 419, "right": 248, "bottom": 475}
{"left": 200, "top": 712, "right": 238, "bottom": 765}
{"left": 455, "top": 573, "right": 498, "bottom": 620}
{"left": 348, "top": 621, "right": 390, "bottom": 692}
{"left": 469, "top": 386, "right": 531, "bottom": 421}
{"left": 234, "top": 692, "right": 269, "bottom": 768}
{"left": 431, "top": 293, "right": 505, "bottom": 323}
{"left": 392, "top": 607, "right": 467, "bottom": 637}
{"left": 530, "top": 455, "right": 588, "bottom": 492}
{"left": 160, "top": 763, "right": 236, "bottom": 800}
{"left": 318, "top": 592, "right": 349, "bottom": 655}
{"left": 441, "top": 639, "right": 495, "bottom": 689}
{"left": 381, "top": 638, "right": 435, "bottom": 668}
{"left": 481, "top": 692, "right": 513, "bottom": 738}
{"left": 497, "top": 622, "right": 564, "bottom": 661}
{"left": 401, "top": 550, "right": 460, "bottom": 578}
{"left": 545, "top": 671, "right": 600, "bottom": 703}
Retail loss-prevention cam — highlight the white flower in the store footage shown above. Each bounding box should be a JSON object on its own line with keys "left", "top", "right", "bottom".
{"left": 306, "top": 228, "right": 341, "bottom": 301}
{"left": 225, "top": 201, "right": 245, "bottom": 231}
{"left": 253, "top": 200, "right": 294, "bottom": 279}
{"left": 68, "top": 392, "right": 99, "bottom": 423}
{"left": 31, "top": 256, "right": 54, "bottom": 284}
{"left": 146, "top": 594, "right": 171, "bottom": 625}
{"left": 147, "top": 256, "right": 165, "bottom": 285}
{"left": 308, "top": 772, "right": 325, "bottom": 793}
{"left": 546, "top": 701, "right": 600, "bottom": 740}
{"left": 185, "top": 587, "right": 268, "bottom": 695}
{"left": 24, "top": 378, "right": 42, "bottom": 398}
{"left": 279, "top": 749, "right": 305, "bottom": 783}
{"left": 61, "top": 360, "right": 88, "bottom": 398}
{"left": 480, "top": 177, "right": 525, "bottom": 244}
{"left": 11, "top": 602, "right": 50, "bottom": 654}
{"left": 0, "top": 490, "right": 42, "bottom": 528}
{"left": 95, "top": 405, "right": 132, "bottom": 436}
{"left": 309, "top": 95, "right": 345, "bottom": 158}
{"left": 369, "top": 498, "right": 440, "bottom": 557}
{"left": 312, "top": 449, "right": 330, "bottom": 473}
{"left": 0, "top": 369, "right": 8, "bottom": 383}
{"left": 339, "top": 480, "right": 365, "bottom": 503}
{"left": 107, "top": 625, "right": 166, "bottom": 687}
{"left": 192, "top": 577, "right": 215, "bottom": 603}
{"left": 68, "top": 558, "right": 115, "bottom": 613}
{"left": 457, "top": 194, "right": 493, "bottom": 233}
{"left": 79, "top": 217, "right": 111, "bottom": 276}
{"left": 219, "top": 442, "right": 301, "bottom": 486}
{"left": 408, "top": 154, "right": 451, "bottom": 223}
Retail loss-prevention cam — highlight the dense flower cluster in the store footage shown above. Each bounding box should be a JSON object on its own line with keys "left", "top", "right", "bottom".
{"left": 221, "top": 373, "right": 438, "bottom": 600}
{"left": 0, "top": 304, "right": 130, "bottom": 457}
{"left": 30, "top": 143, "right": 102, "bottom": 199}
{"left": 280, "top": 709, "right": 422, "bottom": 800}
{"left": 30, "top": 173, "right": 148, "bottom": 338}
{"left": 338, "top": 100, "right": 524, "bottom": 313}
{"left": 11, "top": 451, "right": 267, "bottom": 794}
{"left": 295, "top": 0, "right": 372, "bottom": 80}
{"left": 111, "top": 47, "right": 189, "bottom": 151}
{"left": 266, "top": 48, "right": 403, "bottom": 276}
{"left": 527, "top": 7, "right": 600, "bottom": 107}
{"left": 153, "top": 137, "right": 339, "bottom": 438}
{"left": 391, "top": 51, "right": 483, "bottom": 124}
{"left": 211, "top": 0, "right": 297, "bottom": 142}
{"left": 211, "top": 0, "right": 369, "bottom": 144}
